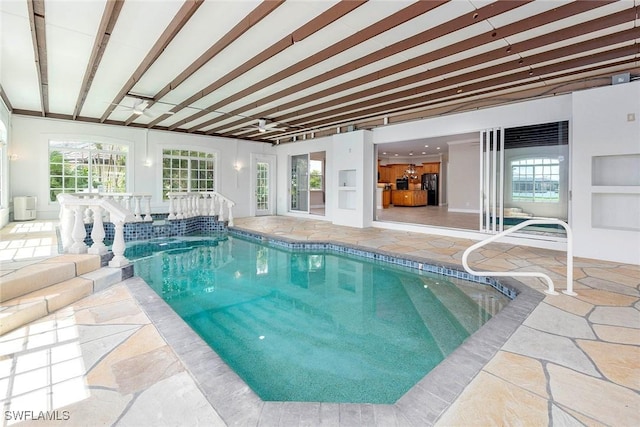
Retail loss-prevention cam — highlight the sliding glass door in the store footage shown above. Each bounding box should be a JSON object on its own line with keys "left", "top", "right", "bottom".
{"left": 290, "top": 154, "right": 309, "bottom": 212}
{"left": 480, "top": 122, "right": 569, "bottom": 236}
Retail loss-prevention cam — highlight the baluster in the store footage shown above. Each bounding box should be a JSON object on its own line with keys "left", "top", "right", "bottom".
{"left": 69, "top": 205, "right": 88, "bottom": 254}
{"left": 123, "top": 195, "right": 131, "bottom": 211}
{"left": 108, "top": 220, "right": 130, "bottom": 267}
{"left": 218, "top": 199, "right": 225, "bottom": 221}
{"left": 102, "top": 195, "right": 112, "bottom": 223}
{"left": 133, "top": 195, "right": 142, "bottom": 222}
{"left": 60, "top": 205, "right": 74, "bottom": 252}
{"left": 198, "top": 194, "right": 205, "bottom": 216}
{"left": 227, "top": 202, "right": 234, "bottom": 226}
{"left": 176, "top": 196, "right": 184, "bottom": 220}
{"left": 144, "top": 195, "right": 152, "bottom": 221}
{"left": 88, "top": 205, "right": 108, "bottom": 255}
{"left": 209, "top": 195, "right": 216, "bottom": 216}
{"left": 193, "top": 194, "right": 200, "bottom": 217}
{"left": 185, "top": 195, "right": 192, "bottom": 218}
{"left": 167, "top": 195, "right": 176, "bottom": 220}
{"left": 83, "top": 196, "right": 93, "bottom": 223}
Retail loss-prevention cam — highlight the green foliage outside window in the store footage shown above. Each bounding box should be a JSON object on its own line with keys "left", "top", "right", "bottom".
{"left": 162, "top": 149, "right": 215, "bottom": 199}
{"left": 49, "top": 141, "right": 127, "bottom": 201}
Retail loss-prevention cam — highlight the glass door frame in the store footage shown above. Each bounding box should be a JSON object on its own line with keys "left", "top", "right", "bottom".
{"left": 250, "top": 154, "right": 276, "bottom": 216}
{"left": 289, "top": 153, "right": 310, "bottom": 213}
{"left": 479, "top": 128, "right": 504, "bottom": 233}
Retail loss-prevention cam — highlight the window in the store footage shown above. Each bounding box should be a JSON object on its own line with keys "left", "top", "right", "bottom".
{"left": 511, "top": 158, "right": 560, "bottom": 202}
{"left": 162, "top": 149, "right": 215, "bottom": 199}
{"left": 49, "top": 141, "right": 128, "bottom": 201}
{"left": 309, "top": 159, "right": 323, "bottom": 191}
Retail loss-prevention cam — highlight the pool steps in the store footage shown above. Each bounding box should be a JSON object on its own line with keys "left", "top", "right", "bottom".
{"left": 0, "top": 254, "right": 131, "bottom": 335}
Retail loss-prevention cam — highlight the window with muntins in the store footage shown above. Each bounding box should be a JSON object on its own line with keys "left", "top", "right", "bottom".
{"left": 162, "top": 149, "right": 215, "bottom": 199}
{"left": 511, "top": 158, "right": 560, "bottom": 202}
{"left": 49, "top": 141, "right": 128, "bottom": 201}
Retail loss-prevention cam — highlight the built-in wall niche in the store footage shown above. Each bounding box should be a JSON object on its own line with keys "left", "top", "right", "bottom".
{"left": 339, "top": 169, "right": 356, "bottom": 188}
{"left": 338, "top": 169, "right": 356, "bottom": 210}
{"left": 592, "top": 154, "right": 640, "bottom": 186}
{"left": 591, "top": 154, "right": 640, "bottom": 231}
{"left": 592, "top": 193, "right": 640, "bottom": 231}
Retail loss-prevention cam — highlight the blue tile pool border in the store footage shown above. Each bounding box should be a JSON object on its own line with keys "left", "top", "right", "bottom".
{"left": 229, "top": 226, "right": 518, "bottom": 300}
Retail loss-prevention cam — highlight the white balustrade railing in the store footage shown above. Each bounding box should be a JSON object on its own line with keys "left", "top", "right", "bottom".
{"left": 71, "top": 192, "right": 153, "bottom": 222}
{"left": 462, "top": 218, "right": 576, "bottom": 296}
{"left": 166, "top": 191, "right": 235, "bottom": 226}
{"left": 58, "top": 194, "right": 135, "bottom": 267}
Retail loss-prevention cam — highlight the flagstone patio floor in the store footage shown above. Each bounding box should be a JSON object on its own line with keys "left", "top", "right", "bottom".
{"left": 0, "top": 217, "right": 638, "bottom": 426}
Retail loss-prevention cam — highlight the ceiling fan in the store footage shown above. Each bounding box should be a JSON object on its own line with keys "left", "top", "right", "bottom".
{"left": 242, "top": 118, "right": 287, "bottom": 133}
{"left": 112, "top": 98, "right": 174, "bottom": 118}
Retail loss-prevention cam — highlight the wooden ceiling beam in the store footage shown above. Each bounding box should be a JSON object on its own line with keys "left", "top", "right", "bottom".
{"left": 258, "top": 47, "right": 639, "bottom": 135}
{"left": 167, "top": 0, "right": 451, "bottom": 131}
{"left": 26, "top": 0, "right": 48, "bottom": 115}
{"left": 260, "top": 24, "right": 640, "bottom": 131}
{"left": 73, "top": 0, "right": 125, "bottom": 119}
{"left": 141, "top": 0, "right": 286, "bottom": 127}
{"left": 159, "top": 0, "right": 367, "bottom": 130}
{"left": 101, "top": 0, "right": 205, "bottom": 123}
{"left": 203, "top": 0, "right": 616, "bottom": 135}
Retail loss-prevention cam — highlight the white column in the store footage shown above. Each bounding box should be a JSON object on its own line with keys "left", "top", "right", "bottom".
{"left": 88, "top": 205, "right": 108, "bottom": 255}
{"left": 83, "top": 197, "right": 93, "bottom": 223}
{"left": 133, "top": 195, "right": 142, "bottom": 222}
{"left": 167, "top": 195, "right": 176, "bottom": 220}
{"left": 218, "top": 199, "right": 225, "bottom": 221}
{"left": 108, "top": 220, "right": 130, "bottom": 267}
{"left": 123, "top": 195, "right": 131, "bottom": 211}
{"left": 69, "top": 206, "right": 88, "bottom": 254}
{"left": 208, "top": 194, "right": 216, "bottom": 216}
{"left": 144, "top": 195, "right": 152, "bottom": 221}
{"left": 59, "top": 205, "right": 74, "bottom": 252}
{"left": 176, "top": 196, "right": 185, "bottom": 219}
{"left": 227, "top": 203, "right": 234, "bottom": 226}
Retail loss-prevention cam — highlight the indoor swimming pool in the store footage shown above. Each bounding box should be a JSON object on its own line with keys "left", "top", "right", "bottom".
{"left": 129, "top": 233, "right": 510, "bottom": 404}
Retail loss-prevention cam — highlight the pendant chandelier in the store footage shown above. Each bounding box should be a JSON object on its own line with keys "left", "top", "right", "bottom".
{"left": 404, "top": 164, "right": 418, "bottom": 180}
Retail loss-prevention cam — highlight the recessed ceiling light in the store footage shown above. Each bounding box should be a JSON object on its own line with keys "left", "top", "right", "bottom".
{"left": 394, "top": 153, "right": 398, "bottom": 156}
{"left": 382, "top": 152, "right": 387, "bottom": 155}
{"left": 422, "top": 152, "right": 426, "bottom": 155}
{"left": 409, "top": 152, "right": 413, "bottom": 156}
{"left": 424, "top": 145, "right": 429, "bottom": 148}
{"left": 436, "top": 147, "right": 441, "bottom": 150}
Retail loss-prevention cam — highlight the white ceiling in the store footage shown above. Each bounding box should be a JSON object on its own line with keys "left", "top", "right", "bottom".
{"left": 1, "top": 0, "right": 638, "bottom": 146}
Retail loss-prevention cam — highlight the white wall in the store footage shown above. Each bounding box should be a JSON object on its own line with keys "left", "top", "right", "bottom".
{"left": 9, "top": 115, "right": 275, "bottom": 220}
{"left": 447, "top": 142, "right": 479, "bottom": 213}
{"left": 0, "top": 99, "right": 10, "bottom": 227}
{"left": 571, "top": 81, "right": 640, "bottom": 264}
{"left": 274, "top": 130, "right": 374, "bottom": 228}
{"left": 275, "top": 135, "right": 333, "bottom": 219}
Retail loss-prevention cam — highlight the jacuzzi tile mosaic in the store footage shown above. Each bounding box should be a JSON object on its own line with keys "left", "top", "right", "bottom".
{"left": 81, "top": 216, "right": 228, "bottom": 246}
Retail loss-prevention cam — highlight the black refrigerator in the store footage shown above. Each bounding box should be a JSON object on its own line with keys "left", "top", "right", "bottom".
{"left": 421, "top": 173, "right": 438, "bottom": 205}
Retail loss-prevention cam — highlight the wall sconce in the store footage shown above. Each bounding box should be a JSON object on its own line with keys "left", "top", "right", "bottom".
{"left": 9, "top": 153, "right": 19, "bottom": 161}
{"left": 234, "top": 162, "right": 241, "bottom": 171}
{"left": 144, "top": 159, "right": 153, "bottom": 167}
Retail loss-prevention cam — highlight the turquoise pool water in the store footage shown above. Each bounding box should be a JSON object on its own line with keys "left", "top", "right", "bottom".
{"left": 130, "top": 234, "right": 509, "bottom": 404}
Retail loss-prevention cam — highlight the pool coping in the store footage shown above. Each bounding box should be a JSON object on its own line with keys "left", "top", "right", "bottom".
{"left": 124, "top": 229, "right": 544, "bottom": 426}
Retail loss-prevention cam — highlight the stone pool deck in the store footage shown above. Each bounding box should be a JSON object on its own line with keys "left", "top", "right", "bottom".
{"left": 0, "top": 217, "right": 638, "bottom": 426}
